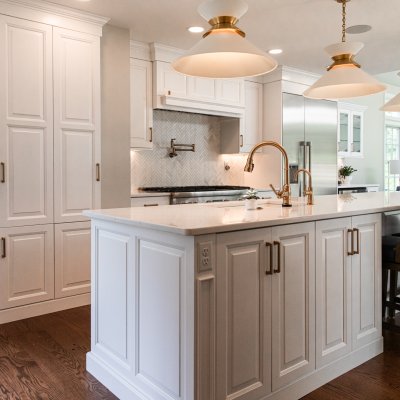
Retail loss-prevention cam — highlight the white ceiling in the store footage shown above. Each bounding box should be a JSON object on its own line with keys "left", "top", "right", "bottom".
{"left": 51, "top": 0, "right": 400, "bottom": 76}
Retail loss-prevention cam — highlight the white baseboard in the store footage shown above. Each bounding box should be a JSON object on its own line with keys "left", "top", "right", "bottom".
{"left": 0, "top": 293, "right": 91, "bottom": 324}
{"left": 87, "top": 338, "right": 383, "bottom": 400}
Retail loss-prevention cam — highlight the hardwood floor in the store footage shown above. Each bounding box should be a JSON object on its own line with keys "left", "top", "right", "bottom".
{"left": 0, "top": 306, "right": 116, "bottom": 400}
{"left": 0, "top": 306, "right": 399, "bottom": 400}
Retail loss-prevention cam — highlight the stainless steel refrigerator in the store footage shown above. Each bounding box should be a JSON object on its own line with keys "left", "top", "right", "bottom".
{"left": 282, "top": 93, "right": 338, "bottom": 196}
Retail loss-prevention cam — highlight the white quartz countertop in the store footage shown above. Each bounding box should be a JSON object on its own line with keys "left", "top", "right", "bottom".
{"left": 84, "top": 192, "right": 400, "bottom": 236}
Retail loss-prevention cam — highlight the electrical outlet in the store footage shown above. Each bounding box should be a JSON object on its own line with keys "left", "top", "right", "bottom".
{"left": 198, "top": 241, "right": 213, "bottom": 272}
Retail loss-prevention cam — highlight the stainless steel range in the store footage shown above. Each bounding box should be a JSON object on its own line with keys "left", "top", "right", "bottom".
{"left": 139, "top": 186, "right": 252, "bottom": 204}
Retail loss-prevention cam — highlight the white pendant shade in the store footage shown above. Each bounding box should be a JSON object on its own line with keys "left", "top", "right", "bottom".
{"left": 172, "top": 0, "right": 278, "bottom": 78}
{"left": 172, "top": 31, "right": 277, "bottom": 78}
{"left": 304, "top": 64, "right": 386, "bottom": 100}
{"left": 304, "top": 41, "right": 386, "bottom": 100}
{"left": 381, "top": 92, "right": 400, "bottom": 112}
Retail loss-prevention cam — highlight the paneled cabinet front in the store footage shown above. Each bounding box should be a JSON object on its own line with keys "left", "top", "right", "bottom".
{"left": 0, "top": 15, "right": 53, "bottom": 227}
{"left": 216, "top": 228, "right": 272, "bottom": 400}
{"left": 271, "top": 222, "right": 316, "bottom": 391}
{"left": 0, "top": 224, "right": 54, "bottom": 310}
{"left": 54, "top": 221, "right": 91, "bottom": 298}
{"left": 53, "top": 28, "right": 101, "bottom": 223}
{"left": 315, "top": 213, "right": 382, "bottom": 366}
{"left": 215, "top": 222, "right": 315, "bottom": 399}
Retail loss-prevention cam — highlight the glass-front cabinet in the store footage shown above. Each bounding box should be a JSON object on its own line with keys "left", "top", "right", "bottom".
{"left": 338, "top": 103, "right": 367, "bottom": 158}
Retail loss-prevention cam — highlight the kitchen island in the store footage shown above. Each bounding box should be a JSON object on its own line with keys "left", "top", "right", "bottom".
{"left": 84, "top": 192, "right": 400, "bottom": 400}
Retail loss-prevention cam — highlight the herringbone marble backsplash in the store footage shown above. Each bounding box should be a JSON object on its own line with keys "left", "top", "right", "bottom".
{"left": 131, "top": 110, "right": 247, "bottom": 191}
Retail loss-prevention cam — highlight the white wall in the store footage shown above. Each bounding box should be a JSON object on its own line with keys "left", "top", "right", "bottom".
{"left": 101, "top": 25, "right": 131, "bottom": 208}
{"left": 341, "top": 92, "right": 386, "bottom": 189}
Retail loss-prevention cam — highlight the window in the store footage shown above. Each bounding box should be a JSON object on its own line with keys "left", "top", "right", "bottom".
{"left": 384, "top": 125, "right": 400, "bottom": 191}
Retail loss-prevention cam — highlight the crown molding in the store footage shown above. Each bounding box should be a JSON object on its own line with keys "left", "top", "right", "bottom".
{"left": 130, "top": 41, "right": 151, "bottom": 61}
{"left": 263, "top": 65, "right": 320, "bottom": 86}
{"left": 0, "top": 0, "right": 109, "bottom": 36}
{"left": 150, "top": 43, "right": 185, "bottom": 63}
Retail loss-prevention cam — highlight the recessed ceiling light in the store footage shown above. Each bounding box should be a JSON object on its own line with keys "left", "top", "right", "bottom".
{"left": 188, "top": 26, "right": 204, "bottom": 33}
{"left": 268, "top": 49, "right": 283, "bottom": 55}
{"left": 345, "top": 24, "right": 372, "bottom": 34}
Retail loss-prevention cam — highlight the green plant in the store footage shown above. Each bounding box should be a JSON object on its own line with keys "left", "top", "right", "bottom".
{"left": 339, "top": 165, "right": 357, "bottom": 178}
{"left": 243, "top": 188, "right": 260, "bottom": 200}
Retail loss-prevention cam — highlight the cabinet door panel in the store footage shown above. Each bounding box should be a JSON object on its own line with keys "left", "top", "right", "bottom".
{"left": 316, "top": 218, "right": 352, "bottom": 368}
{"left": 156, "top": 61, "right": 187, "bottom": 97}
{"left": 217, "top": 79, "right": 245, "bottom": 106}
{"left": 216, "top": 229, "right": 271, "bottom": 400}
{"left": 0, "top": 16, "right": 53, "bottom": 227}
{"left": 130, "top": 58, "right": 153, "bottom": 148}
{"left": 351, "top": 213, "right": 382, "bottom": 349}
{"left": 241, "top": 81, "right": 263, "bottom": 153}
{"left": 187, "top": 77, "right": 217, "bottom": 101}
{"left": 271, "top": 222, "right": 315, "bottom": 390}
{"left": 53, "top": 28, "right": 100, "bottom": 222}
{"left": 55, "top": 221, "right": 91, "bottom": 298}
{"left": 0, "top": 225, "right": 54, "bottom": 310}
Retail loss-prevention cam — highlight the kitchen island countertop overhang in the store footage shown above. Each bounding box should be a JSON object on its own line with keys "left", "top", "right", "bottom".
{"left": 84, "top": 191, "right": 400, "bottom": 235}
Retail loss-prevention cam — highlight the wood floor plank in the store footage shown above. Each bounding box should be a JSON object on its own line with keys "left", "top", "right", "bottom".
{"left": 0, "top": 306, "right": 399, "bottom": 400}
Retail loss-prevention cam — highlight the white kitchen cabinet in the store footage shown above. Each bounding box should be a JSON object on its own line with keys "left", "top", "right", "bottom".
{"left": 0, "top": 2, "right": 105, "bottom": 322}
{"left": 216, "top": 228, "right": 272, "bottom": 400}
{"left": 338, "top": 103, "right": 366, "bottom": 158}
{"left": 216, "top": 79, "right": 245, "bottom": 108}
{"left": 220, "top": 81, "right": 263, "bottom": 154}
{"left": 316, "top": 218, "right": 352, "bottom": 368}
{"left": 154, "top": 60, "right": 187, "bottom": 99}
{"left": 53, "top": 27, "right": 101, "bottom": 223}
{"left": 55, "top": 221, "right": 91, "bottom": 298}
{"left": 0, "top": 224, "right": 54, "bottom": 310}
{"left": 0, "top": 15, "right": 53, "bottom": 227}
{"left": 215, "top": 221, "right": 315, "bottom": 398}
{"left": 241, "top": 81, "right": 263, "bottom": 152}
{"left": 315, "top": 214, "right": 382, "bottom": 366}
{"left": 130, "top": 58, "right": 153, "bottom": 149}
{"left": 351, "top": 213, "right": 382, "bottom": 349}
{"left": 271, "top": 222, "right": 315, "bottom": 391}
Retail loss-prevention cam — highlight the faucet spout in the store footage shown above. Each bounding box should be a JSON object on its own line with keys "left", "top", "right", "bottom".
{"left": 244, "top": 141, "right": 292, "bottom": 207}
{"left": 295, "top": 168, "right": 314, "bottom": 205}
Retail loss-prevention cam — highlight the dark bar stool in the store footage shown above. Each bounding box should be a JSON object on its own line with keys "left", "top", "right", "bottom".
{"left": 382, "top": 236, "right": 400, "bottom": 321}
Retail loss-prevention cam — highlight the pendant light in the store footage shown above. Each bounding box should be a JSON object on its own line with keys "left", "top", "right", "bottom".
{"left": 381, "top": 92, "right": 400, "bottom": 112}
{"left": 304, "top": 0, "right": 386, "bottom": 100}
{"left": 171, "top": 0, "right": 278, "bottom": 79}
{"left": 381, "top": 73, "right": 400, "bottom": 111}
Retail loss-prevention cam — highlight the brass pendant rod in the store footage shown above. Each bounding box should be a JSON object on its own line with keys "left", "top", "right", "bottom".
{"left": 342, "top": 0, "right": 346, "bottom": 42}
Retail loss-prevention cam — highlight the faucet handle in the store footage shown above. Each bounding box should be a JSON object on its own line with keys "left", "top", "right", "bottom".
{"left": 270, "top": 184, "right": 282, "bottom": 198}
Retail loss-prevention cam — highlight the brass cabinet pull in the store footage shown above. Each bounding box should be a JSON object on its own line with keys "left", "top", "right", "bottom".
{"left": 1, "top": 237, "right": 5, "bottom": 258}
{"left": 353, "top": 228, "right": 360, "bottom": 255}
{"left": 144, "top": 203, "right": 159, "bottom": 207}
{"left": 0, "top": 162, "right": 5, "bottom": 183}
{"left": 240, "top": 134, "right": 244, "bottom": 148}
{"left": 96, "top": 163, "right": 100, "bottom": 182}
{"left": 273, "top": 241, "right": 281, "bottom": 274}
{"left": 347, "top": 229, "right": 354, "bottom": 256}
{"left": 149, "top": 127, "right": 153, "bottom": 143}
{"left": 265, "top": 242, "right": 273, "bottom": 275}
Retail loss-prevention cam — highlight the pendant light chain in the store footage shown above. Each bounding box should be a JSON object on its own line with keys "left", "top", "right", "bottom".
{"left": 342, "top": 0, "right": 347, "bottom": 42}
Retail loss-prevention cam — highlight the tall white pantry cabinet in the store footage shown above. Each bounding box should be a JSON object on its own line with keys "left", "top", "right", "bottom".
{"left": 0, "top": 0, "right": 107, "bottom": 323}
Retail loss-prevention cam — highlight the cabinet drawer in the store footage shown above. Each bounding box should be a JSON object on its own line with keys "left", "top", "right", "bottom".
{"left": 130, "top": 196, "right": 170, "bottom": 207}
